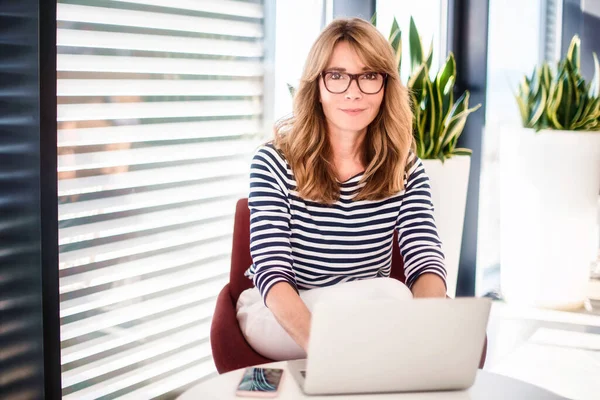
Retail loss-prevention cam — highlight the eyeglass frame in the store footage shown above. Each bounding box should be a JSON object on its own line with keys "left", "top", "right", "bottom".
{"left": 319, "top": 70, "right": 388, "bottom": 94}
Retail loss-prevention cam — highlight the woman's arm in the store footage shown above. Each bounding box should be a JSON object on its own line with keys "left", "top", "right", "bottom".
{"left": 248, "top": 146, "right": 311, "bottom": 351}
{"left": 410, "top": 273, "right": 447, "bottom": 298}
{"left": 396, "top": 156, "right": 448, "bottom": 293}
{"left": 265, "top": 282, "right": 312, "bottom": 351}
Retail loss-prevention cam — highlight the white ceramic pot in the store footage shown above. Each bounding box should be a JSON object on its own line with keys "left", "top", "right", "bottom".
{"left": 500, "top": 127, "right": 600, "bottom": 310}
{"left": 422, "top": 156, "right": 471, "bottom": 297}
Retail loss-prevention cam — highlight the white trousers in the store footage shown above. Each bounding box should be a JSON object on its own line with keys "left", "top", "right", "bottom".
{"left": 236, "top": 277, "right": 412, "bottom": 361}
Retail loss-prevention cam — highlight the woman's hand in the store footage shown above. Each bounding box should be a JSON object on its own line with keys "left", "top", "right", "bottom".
{"left": 265, "top": 281, "right": 312, "bottom": 352}
{"left": 410, "top": 273, "right": 447, "bottom": 298}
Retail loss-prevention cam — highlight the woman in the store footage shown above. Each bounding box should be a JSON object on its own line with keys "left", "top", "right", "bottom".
{"left": 237, "top": 17, "right": 447, "bottom": 361}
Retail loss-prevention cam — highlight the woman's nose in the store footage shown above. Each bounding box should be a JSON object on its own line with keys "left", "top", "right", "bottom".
{"left": 344, "top": 78, "right": 363, "bottom": 99}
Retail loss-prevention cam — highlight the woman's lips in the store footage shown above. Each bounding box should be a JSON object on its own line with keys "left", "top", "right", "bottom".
{"left": 341, "top": 108, "right": 365, "bottom": 116}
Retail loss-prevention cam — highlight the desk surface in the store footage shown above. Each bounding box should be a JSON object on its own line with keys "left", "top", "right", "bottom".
{"left": 178, "top": 362, "right": 567, "bottom": 400}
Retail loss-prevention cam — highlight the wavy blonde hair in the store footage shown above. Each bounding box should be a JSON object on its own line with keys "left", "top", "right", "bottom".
{"left": 274, "top": 17, "right": 414, "bottom": 204}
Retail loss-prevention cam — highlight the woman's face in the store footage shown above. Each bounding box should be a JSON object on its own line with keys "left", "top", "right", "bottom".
{"left": 319, "top": 41, "right": 384, "bottom": 138}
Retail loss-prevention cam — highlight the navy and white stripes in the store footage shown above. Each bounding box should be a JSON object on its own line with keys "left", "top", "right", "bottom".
{"left": 246, "top": 143, "right": 446, "bottom": 303}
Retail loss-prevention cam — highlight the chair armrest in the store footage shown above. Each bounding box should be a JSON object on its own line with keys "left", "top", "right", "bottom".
{"left": 210, "top": 283, "right": 273, "bottom": 374}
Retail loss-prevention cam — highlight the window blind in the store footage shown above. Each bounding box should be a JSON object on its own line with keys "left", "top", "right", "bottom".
{"left": 57, "top": 0, "right": 264, "bottom": 398}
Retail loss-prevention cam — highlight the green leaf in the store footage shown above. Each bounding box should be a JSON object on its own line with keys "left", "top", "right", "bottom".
{"left": 442, "top": 104, "right": 481, "bottom": 151}
{"left": 441, "top": 92, "right": 468, "bottom": 148}
{"left": 410, "top": 92, "right": 425, "bottom": 156}
{"left": 436, "top": 54, "right": 456, "bottom": 119}
{"left": 452, "top": 148, "right": 472, "bottom": 156}
{"left": 287, "top": 83, "right": 296, "bottom": 98}
{"left": 408, "top": 64, "right": 429, "bottom": 157}
{"left": 541, "top": 63, "right": 552, "bottom": 89}
{"left": 408, "top": 63, "right": 427, "bottom": 93}
{"left": 573, "top": 97, "right": 600, "bottom": 129}
{"left": 530, "top": 66, "right": 541, "bottom": 96}
{"left": 430, "top": 78, "right": 444, "bottom": 157}
{"left": 528, "top": 85, "right": 547, "bottom": 127}
{"left": 437, "top": 54, "right": 456, "bottom": 91}
{"left": 590, "top": 52, "right": 600, "bottom": 98}
{"left": 425, "top": 38, "right": 433, "bottom": 71}
{"left": 388, "top": 18, "right": 402, "bottom": 74}
{"left": 370, "top": 12, "right": 377, "bottom": 26}
{"left": 567, "top": 35, "right": 581, "bottom": 72}
{"left": 547, "top": 77, "right": 564, "bottom": 129}
{"left": 571, "top": 90, "right": 587, "bottom": 124}
{"left": 559, "top": 61, "right": 577, "bottom": 128}
{"left": 516, "top": 94, "right": 530, "bottom": 127}
{"left": 408, "top": 16, "right": 423, "bottom": 75}
{"left": 424, "top": 76, "right": 439, "bottom": 157}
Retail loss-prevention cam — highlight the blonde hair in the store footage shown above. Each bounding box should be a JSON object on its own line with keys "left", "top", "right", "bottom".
{"left": 274, "top": 17, "right": 415, "bottom": 204}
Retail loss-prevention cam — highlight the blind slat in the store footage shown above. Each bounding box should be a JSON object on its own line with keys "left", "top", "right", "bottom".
{"left": 57, "top": 54, "right": 263, "bottom": 76}
{"left": 58, "top": 4, "right": 263, "bottom": 38}
{"left": 57, "top": 28, "right": 264, "bottom": 57}
{"left": 108, "top": 0, "right": 264, "bottom": 18}
{"left": 58, "top": 79, "right": 263, "bottom": 97}
{"left": 58, "top": 140, "right": 257, "bottom": 172}
{"left": 58, "top": 120, "right": 261, "bottom": 147}
{"left": 57, "top": 101, "right": 262, "bottom": 122}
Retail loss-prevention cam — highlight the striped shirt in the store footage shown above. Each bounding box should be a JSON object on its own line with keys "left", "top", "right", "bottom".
{"left": 246, "top": 143, "right": 446, "bottom": 303}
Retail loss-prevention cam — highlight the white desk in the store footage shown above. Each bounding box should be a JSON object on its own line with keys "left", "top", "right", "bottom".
{"left": 178, "top": 362, "right": 567, "bottom": 400}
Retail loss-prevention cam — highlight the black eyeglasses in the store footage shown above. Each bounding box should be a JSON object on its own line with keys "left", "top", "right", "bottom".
{"left": 320, "top": 71, "right": 387, "bottom": 94}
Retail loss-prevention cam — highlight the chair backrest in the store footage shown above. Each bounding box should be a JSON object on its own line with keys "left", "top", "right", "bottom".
{"left": 229, "top": 198, "right": 406, "bottom": 301}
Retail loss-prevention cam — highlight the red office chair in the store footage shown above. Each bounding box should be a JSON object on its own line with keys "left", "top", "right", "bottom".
{"left": 210, "top": 198, "right": 487, "bottom": 374}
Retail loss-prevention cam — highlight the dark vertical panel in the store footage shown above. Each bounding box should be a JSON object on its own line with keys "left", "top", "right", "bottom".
{"left": 40, "top": 0, "right": 60, "bottom": 397}
{"left": 0, "top": 0, "right": 60, "bottom": 399}
{"left": 561, "top": 0, "right": 583, "bottom": 59}
{"left": 447, "top": 0, "right": 490, "bottom": 296}
{"left": 562, "top": 0, "right": 600, "bottom": 81}
{"left": 332, "top": 0, "right": 376, "bottom": 20}
{"left": 581, "top": 11, "right": 600, "bottom": 82}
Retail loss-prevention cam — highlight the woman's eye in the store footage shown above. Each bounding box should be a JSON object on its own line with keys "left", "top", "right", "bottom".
{"left": 362, "top": 73, "right": 377, "bottom": 80}
{"left": 330, "top": 72, "right": 342, "bottom": 79}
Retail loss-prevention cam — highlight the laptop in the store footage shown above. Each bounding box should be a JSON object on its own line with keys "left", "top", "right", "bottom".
{"left": 287, "top": 297, "right": 491, "bottom": 395}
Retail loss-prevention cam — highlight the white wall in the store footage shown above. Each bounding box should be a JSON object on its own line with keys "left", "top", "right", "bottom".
{"left": 272, "top": 0, "right": 324, "bottom": 127}
{"left": 477, "top": 0, "right": 544, "bottom": 295}
{"left": 375, "top": 0, "right": 445, "bottom": 81}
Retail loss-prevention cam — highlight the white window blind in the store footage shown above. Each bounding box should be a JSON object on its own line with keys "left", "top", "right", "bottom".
{"left": 57, "top": 1, "right": 264, "bottom": 398}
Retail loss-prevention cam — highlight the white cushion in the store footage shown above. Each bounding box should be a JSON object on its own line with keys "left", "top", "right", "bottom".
{"left": 236, "top": 278, "right": 413, "bottom": 360}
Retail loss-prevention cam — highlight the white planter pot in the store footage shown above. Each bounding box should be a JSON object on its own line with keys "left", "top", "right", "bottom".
{"left": 500, "top": 127, "right": 600, "bottom": 310}
{"left": 422, "top": 156, "right": 471, "bottom": 297}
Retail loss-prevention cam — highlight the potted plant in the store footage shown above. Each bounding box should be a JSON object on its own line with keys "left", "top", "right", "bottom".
{"left": 500, "top": 35, "right": 600, "bottom": 309}
{"left": 383, "top": 16, "right": 481, "bottom": 296}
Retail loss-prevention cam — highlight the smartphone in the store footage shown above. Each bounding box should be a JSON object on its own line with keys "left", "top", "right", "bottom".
{"left": 235, "top": 367, "right": 284, "bottom": 398}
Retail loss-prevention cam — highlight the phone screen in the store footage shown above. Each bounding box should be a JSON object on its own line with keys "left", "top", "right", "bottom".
{"left": 237, "top": 367, "right": 284, "bottom": 393}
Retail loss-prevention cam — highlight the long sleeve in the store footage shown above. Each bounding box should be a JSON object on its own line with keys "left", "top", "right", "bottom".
{"left": 246, "top": 146, "right": 298, "bottom": 304}
{"left": 396, "top": 157, "right": 447, "bottom": 289}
